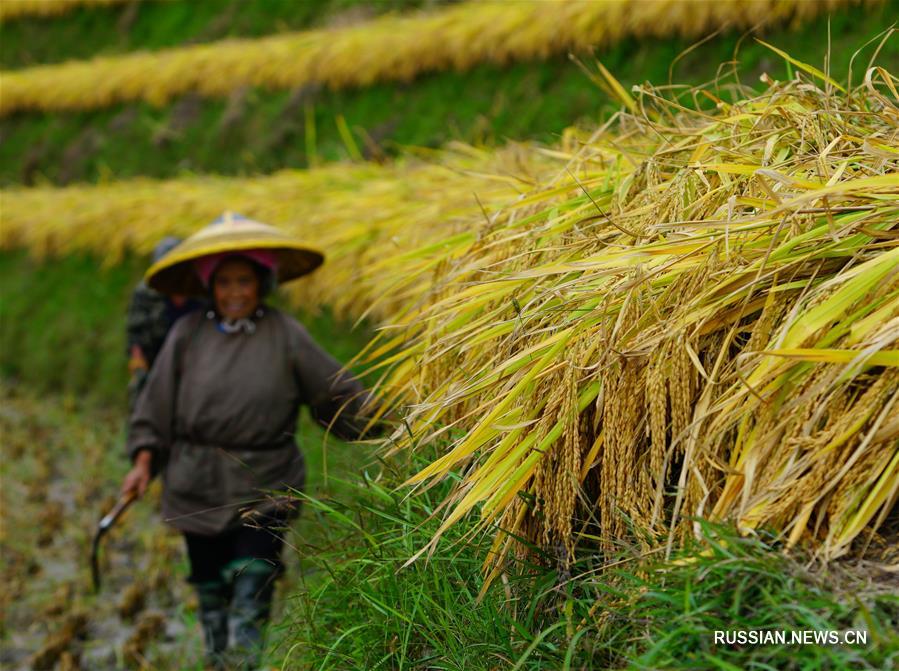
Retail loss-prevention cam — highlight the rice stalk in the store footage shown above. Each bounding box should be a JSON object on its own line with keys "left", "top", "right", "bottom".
{"left": 366, "top": 67, "right": 898, "bottom": 574}
{"left": 2, "top": 62, "right": 897, "bottom": 574}
{"left": 0, "top": 0, "right": 129, "bottom": 22}
{"left": 0, "top": 0, "right": 868, "bottom": 115}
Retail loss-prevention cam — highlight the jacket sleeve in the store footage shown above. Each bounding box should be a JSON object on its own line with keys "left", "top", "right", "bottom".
{"left": 287, "top": 315, "right": 381, "bottom": 442}
{"left": 126, "top": 316, "right": 184, "bottom": 475}
{"left": 125, "top": 283, "right": 155, "bottom": 355}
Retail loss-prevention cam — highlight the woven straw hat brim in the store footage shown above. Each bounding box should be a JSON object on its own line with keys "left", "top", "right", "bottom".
{"left": 145, "top": 223, "right": 324, "bottom": 296}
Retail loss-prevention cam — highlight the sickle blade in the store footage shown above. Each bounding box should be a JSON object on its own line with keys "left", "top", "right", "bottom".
{"left": 90, "top": 491, "right": 137, "bottom": 593}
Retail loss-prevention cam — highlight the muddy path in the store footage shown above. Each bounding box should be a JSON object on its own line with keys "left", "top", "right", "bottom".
{"left": 0, "top": 386, "right": 202, "bottom": 671}
{"left": 0, "top": 380, "right": 368, "bottom": 671}
{"left": 2, "top": 385, "right": 214, "bottom": 670}
{"left": 1, "top": 382, "right": 367, "bottom": 671}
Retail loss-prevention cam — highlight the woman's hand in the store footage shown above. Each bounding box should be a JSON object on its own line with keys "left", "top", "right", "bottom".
{"left": 121, "top": 449, "right": 153, "bottom": 498}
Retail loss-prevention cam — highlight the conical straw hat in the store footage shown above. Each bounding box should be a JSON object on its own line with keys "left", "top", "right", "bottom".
{"left": 145, "top": 212, "right": 324, "bottom": 296}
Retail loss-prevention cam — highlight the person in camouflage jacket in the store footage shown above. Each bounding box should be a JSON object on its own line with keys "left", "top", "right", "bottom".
{"left": 126, "top": 237, "right": 203, "bottom": 410}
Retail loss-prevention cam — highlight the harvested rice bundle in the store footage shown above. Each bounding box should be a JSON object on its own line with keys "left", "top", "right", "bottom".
{"left": 365, "top": 67, "right": 898, "bottom": 576}
{"left": 0, "top": 143, "right": 563, "bottom": 322}
{"left": 0, "top": 0, "right": 864, "bottom": 115}
{"left": 0, "top": 0, "right": 129, "bottom": 22}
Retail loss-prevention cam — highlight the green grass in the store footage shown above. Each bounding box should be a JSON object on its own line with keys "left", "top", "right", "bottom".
{"left": 0, "top": 0, "right": 446, "bottom": 70}
{"left": 0, "top": 250, "right": 377, "bottom": 408}
{"left": 1, "top": 2, "right": 895, "bottom": 186}
{"left": 589, "top": 523, "right": 899, "bottom": 670}
{"left": 270, "top": 456, "right": 899, "bottom": 670}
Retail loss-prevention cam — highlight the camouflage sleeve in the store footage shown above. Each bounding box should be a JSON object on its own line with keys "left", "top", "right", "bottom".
{"left": 127, "top": 369, "right": 149, "bottom": 415}
{"left": 125, "top": 283, "right": 158, "bottom": 356}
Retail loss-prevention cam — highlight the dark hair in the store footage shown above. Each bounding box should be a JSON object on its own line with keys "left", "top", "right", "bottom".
{"left": 208, "top": 255, "right": 276, "bottom": 298}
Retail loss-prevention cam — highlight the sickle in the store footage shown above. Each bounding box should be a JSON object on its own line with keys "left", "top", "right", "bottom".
{"left": 91, "top": 490, "right": 137, "bottom": 593}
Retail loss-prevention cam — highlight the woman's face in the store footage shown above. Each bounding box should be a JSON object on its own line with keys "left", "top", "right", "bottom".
{"left": 212, "top": 258, "right": 260, "bottom": 320}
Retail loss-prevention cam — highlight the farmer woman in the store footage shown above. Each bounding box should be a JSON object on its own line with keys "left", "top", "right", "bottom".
{"left": 120, "top": 213, "right": 378, "bottom": 669}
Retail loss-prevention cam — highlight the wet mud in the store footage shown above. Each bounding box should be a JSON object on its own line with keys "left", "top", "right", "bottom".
{"left": 1, "top": 387, "right": 202, "bottom": 670}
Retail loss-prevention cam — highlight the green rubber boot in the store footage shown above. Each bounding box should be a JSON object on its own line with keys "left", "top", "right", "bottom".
{"left": 224, "top": 560, "right": 277, "bottom": 670}
{"left": 194, "top": 580, "right": 230, "bottom": 670}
